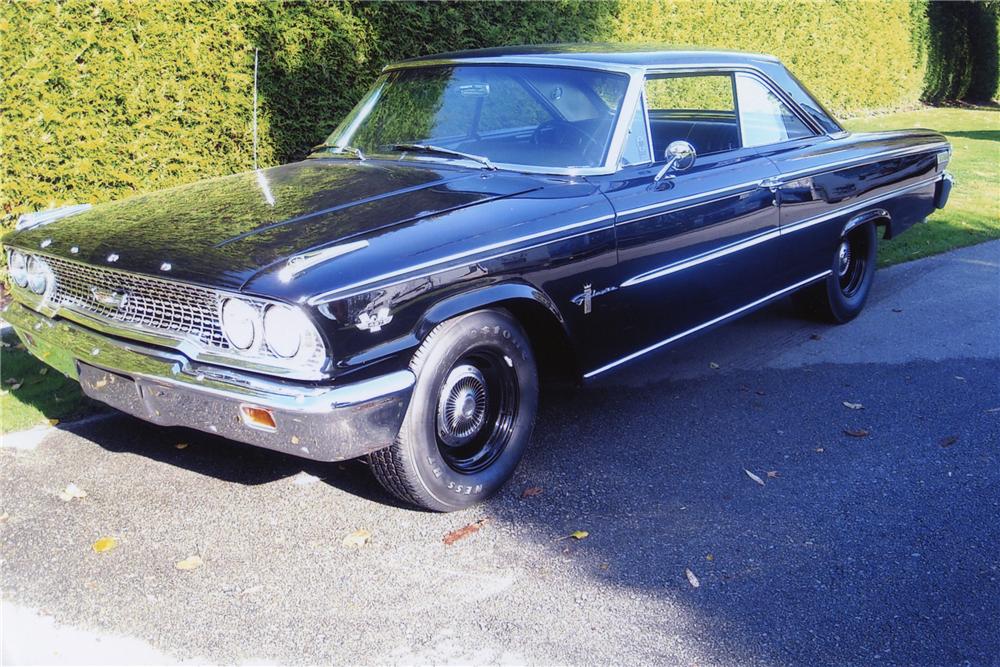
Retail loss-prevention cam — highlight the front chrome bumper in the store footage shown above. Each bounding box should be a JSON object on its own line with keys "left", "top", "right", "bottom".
{"left": 4, "top": 301, "right": 413, "bottom": 462}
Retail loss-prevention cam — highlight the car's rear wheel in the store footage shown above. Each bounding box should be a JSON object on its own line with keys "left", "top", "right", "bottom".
{"left": 794, "top": 222, "right": 877, "bottom": 323}
{"left": 369, "top": 309, "right": 538, "bottom": 511}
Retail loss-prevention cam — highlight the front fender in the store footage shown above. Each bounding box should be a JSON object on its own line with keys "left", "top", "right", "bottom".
{"left": 416, "top": 282, "right": 566, "bottom": 340}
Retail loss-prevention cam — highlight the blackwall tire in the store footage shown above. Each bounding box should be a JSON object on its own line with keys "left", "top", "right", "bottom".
{"left": 793, "top": 222, "right": 877, "bottom": 323}
{"left": 369, "top": 309, "right": 538, "bottom": 511}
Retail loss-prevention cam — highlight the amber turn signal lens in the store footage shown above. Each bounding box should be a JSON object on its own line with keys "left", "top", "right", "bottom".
{"left": 240, "top": 405, "right": 276, "bottom": 430}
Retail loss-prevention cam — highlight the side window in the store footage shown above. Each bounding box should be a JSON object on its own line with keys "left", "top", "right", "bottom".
{"left": 644, "top": 74, "right": 739, "bottom": 158}
{"left": 735, "top": 73, "right": 814, "bottom": 147}
{"left": 619, "top": 97, "right": 651, "bottom": 166}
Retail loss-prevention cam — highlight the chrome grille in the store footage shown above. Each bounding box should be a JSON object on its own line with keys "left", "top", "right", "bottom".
{"left": 43, "top": 255, "right": 233, "bottom": 350}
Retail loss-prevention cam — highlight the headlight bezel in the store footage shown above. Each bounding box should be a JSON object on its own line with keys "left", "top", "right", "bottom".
{"left": 25, "top": 255, "right": 53, "bottom": 295}
{"left": 220, "top": 297, "right": 261, "bottom": 351}
{"left": 263, "top": 304, "right": 310, "bottom": 358}
{"left": 8, "top": 250, "right": 28, "bottom": 287}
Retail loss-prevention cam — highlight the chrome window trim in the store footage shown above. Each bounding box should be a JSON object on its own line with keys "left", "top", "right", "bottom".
{"left": 765, "top": 141, "right": 951, "bottom": 184}
{"left": 309, "top": 213, "right": 616, "bottom": 305}
{"left": 731, "top": 71, "right": 820, "bottom": 146}
{"left": 584, "top": 270, "right": 832, "bottom": 378}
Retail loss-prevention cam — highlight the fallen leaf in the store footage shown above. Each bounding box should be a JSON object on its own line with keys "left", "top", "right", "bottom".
{"left": 58, "top": 483, "right": 87, "bottom": 502}
{"left": 520, "top": 486, "right": 543, "bottom": 499}
{"left": 744, "top": 469, "right": 765, "bottom": 486}
{"left": 39, "top": 367, "right": 48, "bottom": 375}
{"left": 954, "top": 376, "right": 965, "bottom": 381}
{"left": 709, "top": 362, "right": 720, "bottom": 369}
{"left": 685, "top": 567, "right": 700, "bottom": 588}
{"left": 842, "top": 401, "right": 863, "bottom": 410}
{"left": 938, "top": 435, "right": 958, "bottom": 448}
{"left": 94, "top": 378, "right": 107, "bottom": 389}
{"left": 175, "top": 555, "right": 203, "bottom": 570}
{"left": 705, "top": 553, "right": 714, "bottom": 561}
{"left": 290, "top": 435, "right": 300, "bottom": 445}
{"left": 342, "top": 528, "right": 372, "bottom": 548}
{"left": 174, "top": 442, "right": 188, "bottom": 450}
{"left": 766, "top": 470, "right": 780, "bottom": 479}
{"left": 9, "top": 382, "right": 23, "bottom": 391}
{"left": 443, "top": 519, "right": 489, "bottom": 545}
{"left": 569, "top": 530, "right": 589, "bottom": 540}
{"left": 891, "top": 307, "right": 903, "bottom": 313}
{"left": 599, "top": 562, "right": 610, "bottom": 571}
{"left": 92, "top": 536, "right": 118, "bottom": 553}
{"left": 47, "top": 419, "right": 59, "bottom": 427}
{"left": 843, "top": 428, "right": 869, "bottom": 438}
{"left": 815, "top": 447, "right": 825, "bottom": 453}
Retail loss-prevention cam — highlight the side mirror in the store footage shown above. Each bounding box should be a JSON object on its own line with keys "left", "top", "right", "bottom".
{"left": 654, "top": 140, "right": 697, "bottom": 181}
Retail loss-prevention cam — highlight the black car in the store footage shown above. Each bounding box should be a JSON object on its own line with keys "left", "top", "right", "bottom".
{"left": 3, "top": 45, "right": 952, "bottom": 510}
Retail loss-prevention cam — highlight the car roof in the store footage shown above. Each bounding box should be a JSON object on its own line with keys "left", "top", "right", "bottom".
{"left": 391, "top": 43, "right": 781, "bottom": 70}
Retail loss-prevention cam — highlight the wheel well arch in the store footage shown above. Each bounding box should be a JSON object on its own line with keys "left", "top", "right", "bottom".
{"left": 844, "top": 208, "right": 892, "bottom": 239}
{"left": 416, "top": 282, "right": 580, "bottom": 383}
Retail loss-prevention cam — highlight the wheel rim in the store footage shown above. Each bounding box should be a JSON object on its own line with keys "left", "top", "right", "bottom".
{"left": 435, "top": 349, "right": 519, "bottom": 474}
{"left": 838, "top": 233, "right": 869, "bottom": 298}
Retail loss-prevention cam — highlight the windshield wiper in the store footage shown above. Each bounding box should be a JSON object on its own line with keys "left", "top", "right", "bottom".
{"left": 390, "top": 143, "right": 495, "bottom": 170}
{"left": 311, "top": 143, "right": 366, "bottom": 160}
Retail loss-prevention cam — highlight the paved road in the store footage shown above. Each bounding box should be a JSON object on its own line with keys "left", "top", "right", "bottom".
{"left": 2, "top": 241, "right": 998, "bottom": 666}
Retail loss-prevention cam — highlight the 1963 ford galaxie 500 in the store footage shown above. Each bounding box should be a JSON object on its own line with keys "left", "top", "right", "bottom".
{"left": 3, "top": 46, "right": 952, "bottom": 510}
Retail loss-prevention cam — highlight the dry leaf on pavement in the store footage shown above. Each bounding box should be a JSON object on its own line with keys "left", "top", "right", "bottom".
{"left": 843, "top": 428, "right": 869, "bottom": 438}
{"left": 520, "top": 486, "right": 543, "bottom": 499}
{"left": 92, "top": 536, "right": 118, "bottom": 553}
{"left": 175, "top": 555, "right": 203, "bottom": 570}
{"left": 569, "top": 530, "right": 589, "bottom": 540}
{"left": 443, "top": 518, "right": 489, "bottom": 545}
{"left": 342, "top": 529, "right": 372, "bottom": 548}
{"left": 685, "top": 568, "right": 700, "bottom": 588}
{"left": 744, "top": 469, "right": 765, "bottom": 486}
{"left": 842, "top": 401, "right": 863, "bottom": 410}
{"left": 939, "top": 435, "right": 958, "bottom": 448}
{"left": 709, "top": 362, "right": 720, "bottom": 369}
{"left": 766, "top": 471, "right": 780, "bottom": 479}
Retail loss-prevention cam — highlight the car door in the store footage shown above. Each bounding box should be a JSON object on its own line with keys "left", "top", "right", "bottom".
{"left": 587, "top": 70, "right": 784, "bottom": 375}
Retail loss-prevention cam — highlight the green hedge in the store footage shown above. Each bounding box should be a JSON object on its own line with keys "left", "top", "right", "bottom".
{"left": 0, "top": 0, "right": 988, "bottom": 231}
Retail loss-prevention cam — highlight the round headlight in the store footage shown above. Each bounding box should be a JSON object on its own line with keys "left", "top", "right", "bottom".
{"left": 220, "top": 298, "right": 260, "bottom": 350}
{"left": 263, "top": 305, "right": 311, "bottom": 358}
{"left": 25, "top": 256, "right": 51, "bottom": 295}
{"left": 9, "top": 251, "right": 28, "bottom": 287}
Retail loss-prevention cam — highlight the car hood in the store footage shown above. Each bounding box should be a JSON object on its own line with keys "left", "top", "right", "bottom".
{"left": 4, "top": 159, "right": 542, "bottom": 291}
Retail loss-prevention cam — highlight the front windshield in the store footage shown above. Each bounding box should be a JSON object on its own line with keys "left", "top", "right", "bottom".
{"left": 325, "top": 65, "right": 630, "bottom": 170}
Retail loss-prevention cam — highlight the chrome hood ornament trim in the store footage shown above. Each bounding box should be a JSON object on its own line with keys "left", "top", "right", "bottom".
{"left": 278, "top": 240, "right": 369, "bottom": 283}
{"left": 16, "top": 204, "right": 92, "bottom": 231}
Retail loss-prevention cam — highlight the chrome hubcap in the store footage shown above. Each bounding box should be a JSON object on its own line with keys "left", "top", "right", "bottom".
{"left": 437, "top": 364, "right": 488, "bottom": 447}
{"left": 837, "top": 241, "right": 852, "bottom": 277}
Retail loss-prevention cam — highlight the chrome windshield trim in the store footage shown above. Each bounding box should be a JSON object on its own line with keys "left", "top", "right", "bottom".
{"left": 309, "top": 214, "right": 615, "bottom": 305}
{"left": 585, "top": 271, "right": 832, "bottom": 378}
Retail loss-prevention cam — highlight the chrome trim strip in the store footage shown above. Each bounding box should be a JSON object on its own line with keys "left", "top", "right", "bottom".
{"left": 308, "top": 213, "right": 615, "bottom": 304}
{"left": 768, "top": 142, "right": 949, "bottom": 185}
{"left": 621, "top": 227, "right": 781, "bottom": 287}
{"left": 780, "top": 174, "right": 942, "bottom": 236}
{"left": 584, "top": 271, "right": 832, "bottom": 378}
{"left": 278, "top": 240, "right": 369, "bottom": 283}
{"left": 615, "top": 180, "right": 764, "bottom": 221}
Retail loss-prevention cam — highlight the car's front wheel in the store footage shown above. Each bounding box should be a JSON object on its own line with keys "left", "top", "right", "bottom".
{"left": 369, "top": 309, "right": 538, "bottom": 511}
{"left": 794, "top": 222, "right": 877, "bottom": 323}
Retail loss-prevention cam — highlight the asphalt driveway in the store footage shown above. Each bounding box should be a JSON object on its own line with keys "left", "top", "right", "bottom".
{"left": 2, "top": 240, "right": 998, "bottom": 666}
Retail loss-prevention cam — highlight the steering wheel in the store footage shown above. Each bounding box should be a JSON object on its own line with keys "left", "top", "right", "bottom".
{"left": 531, "top": 120, "right": 604, "bottom": 163}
